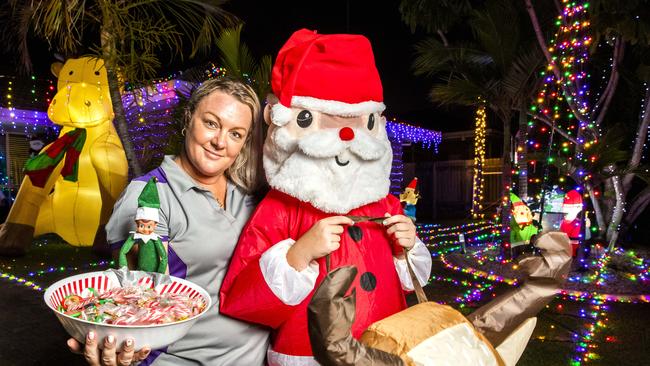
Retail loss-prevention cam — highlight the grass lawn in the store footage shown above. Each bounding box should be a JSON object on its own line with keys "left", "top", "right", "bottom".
{"left": 1, "top": 232, "right": 649, "bottom": 365}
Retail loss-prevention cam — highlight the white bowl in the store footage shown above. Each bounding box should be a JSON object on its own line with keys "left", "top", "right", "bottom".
{"left": 44, "top": 271, "right": 211, "bottom": 350}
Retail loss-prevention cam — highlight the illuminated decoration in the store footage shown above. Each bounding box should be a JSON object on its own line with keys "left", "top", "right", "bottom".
{"left": 523, "top": 0, "right": 594, "bottom": 207}
{"left": 0, "top": 258, "right": 114, "bottom": 292}
{"left": 385, "top": 118, "right": 442, "bottom": 195}
{"left": 385, "top": 117, "right": 442, "bottom": 151}
{"left": 569, "top": 244, "right": 611, "bottom": 366}
{"left": 470, "top": 102, "right": 487, "bottom": 218}
{"left": 0, "top": 270, "right": 43, "bottom": 291}
{"left": 0, "top": 58, "right": 128, "bottom": 254}
{"left": 0, "top": 74, "right": 57, "bottom": 135}
{"left": 440, "top": 251, "right": 518, "bottom": 286}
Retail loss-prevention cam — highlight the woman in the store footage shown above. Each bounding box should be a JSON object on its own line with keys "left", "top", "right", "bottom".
{"left": 67, "top": 77, "right": 270, "bottom": 365}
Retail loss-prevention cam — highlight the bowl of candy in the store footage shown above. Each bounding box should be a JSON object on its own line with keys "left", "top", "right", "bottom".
{"left": 44, "top": 268, "right": 210, "bottom": 350}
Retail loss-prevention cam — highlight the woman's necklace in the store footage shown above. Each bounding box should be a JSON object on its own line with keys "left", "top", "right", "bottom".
{"left": 215, "top": 195, "right": 224, "bottom": 209}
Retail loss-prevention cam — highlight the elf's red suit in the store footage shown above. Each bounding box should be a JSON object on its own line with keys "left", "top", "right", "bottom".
{"left": 219, "top": 29, "right": 432, "bottom": 366}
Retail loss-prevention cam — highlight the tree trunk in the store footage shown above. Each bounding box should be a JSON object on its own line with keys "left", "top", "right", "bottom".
{"left": 501, "top": 117, "right": 512, "bottom": 258}
{"left": 585, "top": 182, "right": 606, "bottom": 239}
{"left": 524, "top": 0, "right": 587, "bottom": 125}
{"left": 100, "top": 18, "right": 142, "bottom": 178}
{"left": 106, "top": 64, "right": 143, "bottom": 178}
{"left": 517, "top": 107, "right": 528, "bottom": 199}
{"left": 623, "top": 88, "right": 650, "bottom": 193}
{"left": 606, "top": 172, "right": 624, "bottom": 251}
{"left": 619, "top": 186, "right": 650, "bottom": 239}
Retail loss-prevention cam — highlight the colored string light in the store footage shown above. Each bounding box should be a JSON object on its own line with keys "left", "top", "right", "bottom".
{"left": 471, "top": 102, "right": 487, "bottom": 219}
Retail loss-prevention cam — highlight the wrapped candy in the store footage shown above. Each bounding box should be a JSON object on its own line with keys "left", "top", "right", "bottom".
{"left": 57, "top": 284, "right": 206, "bottom": 325}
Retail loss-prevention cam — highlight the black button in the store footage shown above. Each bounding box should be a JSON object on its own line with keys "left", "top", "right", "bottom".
{"left": 348, "top": 225, "right": 363, "bottom": 242}
{"left": 360, "top": 272, "right": 377, "bottom": 292}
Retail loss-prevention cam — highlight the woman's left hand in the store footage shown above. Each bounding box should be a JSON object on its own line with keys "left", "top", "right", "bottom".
{"left": 383, "top": 213, "right": 416, "bottom": 250}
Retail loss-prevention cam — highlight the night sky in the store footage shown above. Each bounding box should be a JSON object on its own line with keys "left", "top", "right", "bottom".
{"left": 222, "top": 0, "right": 473, "bottom": 131}
{"left": 0, "top": 0, "right": 474, "bottom": 132}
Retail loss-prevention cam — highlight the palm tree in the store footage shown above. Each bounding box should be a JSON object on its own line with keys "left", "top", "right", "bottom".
{"left": 402, "top": 0, "right": 543, "bottom": 253}
{"left": 214, "top": 24, "right": 272, "bottom": 196}
{"left": 214, "top": 24, "right": 273, "bottom": 100}
{"left": 2, "top": 0, "right": 236, "bottom": 177}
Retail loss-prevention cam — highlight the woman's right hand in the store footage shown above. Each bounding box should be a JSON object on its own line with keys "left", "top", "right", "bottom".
{"left": 287, "top": 216, "right": 354, "bottom": 270}
{"left": 67, "top": 331, "right": 151, "bottom": 366}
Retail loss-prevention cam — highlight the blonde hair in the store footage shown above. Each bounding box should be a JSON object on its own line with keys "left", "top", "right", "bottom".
{"left": 182, "top": 77, "right": 264, "bottom": 194}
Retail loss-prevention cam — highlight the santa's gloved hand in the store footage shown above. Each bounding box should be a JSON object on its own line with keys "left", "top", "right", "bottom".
{"left": 383, "top": 213, "right": 416, "bottom": 251}
{"left": 287, "top": 216, "right": 355, "bottom": 271}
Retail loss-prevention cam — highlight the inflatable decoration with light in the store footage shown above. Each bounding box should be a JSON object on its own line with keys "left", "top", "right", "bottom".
{"left": 0, "top": 57, "right": 128, "bottom": 255}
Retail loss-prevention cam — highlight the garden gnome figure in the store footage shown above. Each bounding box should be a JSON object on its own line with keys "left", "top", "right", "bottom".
{"left": 510, "top": 193, "right": 538, "bottom": 247}
{"left": 399, "top": 178, "right": 420, "bottom": 222}
{"left": 560, "top": 189, "right": 583, "bottom": 257}
{"left": 118, "top": 177, "right": 167, "bottom": 273}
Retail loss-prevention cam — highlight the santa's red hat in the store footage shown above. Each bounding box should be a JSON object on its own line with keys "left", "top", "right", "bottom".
{"left": 406, "top": 178, "right": 418, "bottom": 190}
{"left": 562, "top": 189, "right": 583, "bottom": 210}
{"left": 270, "top": 29, "right": 386, "bottom": 126}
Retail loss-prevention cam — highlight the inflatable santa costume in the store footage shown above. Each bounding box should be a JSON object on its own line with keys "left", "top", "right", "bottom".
{"left": 219, "top": 29, "right": 432, "bottom": 366}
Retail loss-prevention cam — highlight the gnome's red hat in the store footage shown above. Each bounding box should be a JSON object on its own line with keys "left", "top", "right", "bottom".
{"left": 270, "top": 29, "right": 386, "bottom": 126}
{"left": 562, "top": 189, "right": 583, "bottom": 210}
{"left": 406, "top": 178, "right": 418, "bottom": 190}
{"left": 563, "top": 190, "right": 582, "bottom": 205}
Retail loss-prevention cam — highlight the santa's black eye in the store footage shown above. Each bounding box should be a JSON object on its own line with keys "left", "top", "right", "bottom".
{"left": 94, "top": 71, "right": 100, "bottom": 76}
{"left": 367, "top": 114, "right": 375, "bottom": 130}
{"left": 68, "top": 70, "right": 74, "bottom": 75}
{"left": 296, "top": 110, "right": 313, "bottom": 128}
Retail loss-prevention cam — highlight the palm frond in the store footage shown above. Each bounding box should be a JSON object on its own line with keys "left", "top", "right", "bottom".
{"left": 501, "top": 44, "right": 544, "bottom": 102}
{"left": 399, "top": 0, "right": 472, "bottom": 33}
{"left": 413, "top": 37, "right": 492, "bottom": 77}
{"left": 253, "top": 55, "right": 273, "bottom": 99}
{"left": 469, "top": 0, "right": 520, "bottom": 74}
{"left": 429, "top": 79, "right": 484, "bottom": 106}
{"left": 215, "top": 24, "right": 245, "bottom": 77}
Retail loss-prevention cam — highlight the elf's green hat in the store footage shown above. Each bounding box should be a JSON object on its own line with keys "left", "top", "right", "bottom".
{"left": 510, "top": 192, "right": 525, "bottom": 207}
{"left": 136, "top": 177, "right": 160, "bottom": 222}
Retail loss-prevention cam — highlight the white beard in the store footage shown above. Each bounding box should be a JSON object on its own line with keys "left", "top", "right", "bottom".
{"left": 263, "top": 125, "right": 393, "bottom": 214}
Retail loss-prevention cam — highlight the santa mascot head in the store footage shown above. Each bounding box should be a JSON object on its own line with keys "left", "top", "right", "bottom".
{"left": 263, "top": 29, "right": 392, "bottom": 214}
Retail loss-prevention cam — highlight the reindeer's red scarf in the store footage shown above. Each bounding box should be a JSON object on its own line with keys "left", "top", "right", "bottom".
{"left": 24, "top": 128, "right": 86, "bottom": 188}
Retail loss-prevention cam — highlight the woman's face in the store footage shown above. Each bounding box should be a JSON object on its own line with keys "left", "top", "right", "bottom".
{"left": 184, "top": 90, "right": 252, "bottom": 179}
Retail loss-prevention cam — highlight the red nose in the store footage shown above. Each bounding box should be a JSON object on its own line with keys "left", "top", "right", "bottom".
{"left": 339, "top": 127, "right": 355, "bottom": 141}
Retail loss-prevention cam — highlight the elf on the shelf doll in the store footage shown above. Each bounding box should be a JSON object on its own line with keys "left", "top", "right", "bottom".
{"left": 219, "top": 29, "right": 432, "bottom": 366}
{"left": 560, "top": 189, "right": 583, "bottom": 257}
{"left": 118, "top": 177, "right": 168, "bottom": 273}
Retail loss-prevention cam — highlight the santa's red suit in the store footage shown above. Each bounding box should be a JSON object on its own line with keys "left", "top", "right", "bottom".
{"left": 220, "top": 190, "right": 430, "bottom": 365}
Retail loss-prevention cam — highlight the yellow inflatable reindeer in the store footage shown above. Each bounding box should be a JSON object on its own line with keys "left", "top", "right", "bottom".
{"left": 0, "top": 57, "right": 128, "bottom": 256}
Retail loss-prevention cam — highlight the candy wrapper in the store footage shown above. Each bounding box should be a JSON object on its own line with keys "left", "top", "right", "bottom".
{"left": 107, "top": 266, "right": 173, "bottom": 288}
